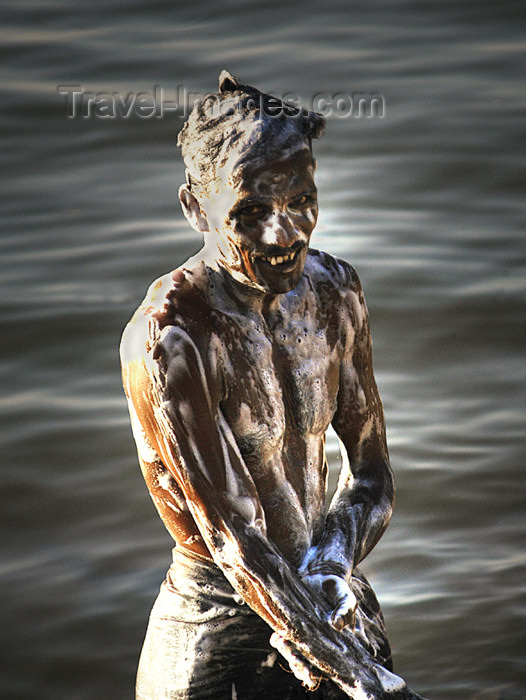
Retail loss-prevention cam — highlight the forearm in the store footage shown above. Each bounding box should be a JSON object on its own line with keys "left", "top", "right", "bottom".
{"left": 220, "top": 541, "right": 421, "bottom": 699}
{"left": 193, "top": 502, "right": 417, "bottom": 699}
{"left": 161, "top": 431, "right": 403, "bottom": 697}
{"left": 159, "top": 395, "right": 398, "bottom": 695}
{"left": 303, "top": 458, "right": 395, "bottom": 579}
{"left": 153, "top": 417, "right": 415, "bottom": 697}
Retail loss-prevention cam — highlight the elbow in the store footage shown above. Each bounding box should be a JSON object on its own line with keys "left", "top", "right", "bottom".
{"left": 368, "top": 459, "right": 395, "bottom": 530}
{"left": 370, "top": 464, "right": 394, "bottom": 548}
{"left": 383, "top": 495, "right": 394, "bottom": 531}
{"left": 382, "top": 461, "right": 395, "bottom": 524}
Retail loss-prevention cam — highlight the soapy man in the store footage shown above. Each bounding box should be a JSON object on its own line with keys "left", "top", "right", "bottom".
{"left": 121, "top": 71, "right": 424, "bottom": 699}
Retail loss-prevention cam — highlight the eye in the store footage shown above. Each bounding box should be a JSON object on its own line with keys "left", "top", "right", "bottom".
{"left": 290, "top": 193, "right": 316, "bottom": 209}
{"left": 235, "top": 204, "right": 267, "bottom": 222}
{"left": 240, "top": 205, "right": 263, "bottom": 216}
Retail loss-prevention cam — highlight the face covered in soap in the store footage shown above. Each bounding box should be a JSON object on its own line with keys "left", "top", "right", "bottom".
{"left": 200, "top": 140, "right": 318, "bottom": 296}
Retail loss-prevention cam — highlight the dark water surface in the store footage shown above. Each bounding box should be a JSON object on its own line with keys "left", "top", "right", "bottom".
{"left": 1, "top": 1, "right": 525, "bottom": 698}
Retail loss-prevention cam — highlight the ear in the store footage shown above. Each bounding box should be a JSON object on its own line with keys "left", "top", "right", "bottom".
{"left": 178, "top": 184, "right": 210, "bottom": 234}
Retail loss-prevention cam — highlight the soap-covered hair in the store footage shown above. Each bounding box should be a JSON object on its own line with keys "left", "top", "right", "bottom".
{"left": 177, "top": 70, "right": 325, "bottom": 195}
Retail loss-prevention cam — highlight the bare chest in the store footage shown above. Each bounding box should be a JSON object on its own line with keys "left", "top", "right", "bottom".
{"left": 211, "top": 303, "right": 342, "bottom": 465}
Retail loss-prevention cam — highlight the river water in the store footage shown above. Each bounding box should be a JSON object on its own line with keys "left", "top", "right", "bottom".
{"left": 1, "top": 1, "right": 525, "bottom": 698}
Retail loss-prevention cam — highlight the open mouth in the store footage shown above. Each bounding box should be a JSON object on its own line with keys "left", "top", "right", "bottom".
{"left": 256, "top": 247, "right": 301, "bottom": 270}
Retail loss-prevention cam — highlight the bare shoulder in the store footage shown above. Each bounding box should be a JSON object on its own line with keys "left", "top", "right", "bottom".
{"left": 301, "top": 249, "right": 370, "bottom": 350}
{"left": 120, "top": 263, "right": 209, "bottom": 367}
{"left": 304, "top": 248, "right": 362, "bottom": 295}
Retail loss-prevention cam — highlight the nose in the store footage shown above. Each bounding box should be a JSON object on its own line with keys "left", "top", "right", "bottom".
{"left": 260, "top": 211, "right": 298, "bottom": 248}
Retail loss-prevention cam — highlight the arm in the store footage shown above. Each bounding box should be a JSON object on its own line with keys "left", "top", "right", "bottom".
{"left": 300, "top": 272, "right": 395, "bottom": 629}
{"left": 121, "top": 304, "right": 417, "bottom": 699}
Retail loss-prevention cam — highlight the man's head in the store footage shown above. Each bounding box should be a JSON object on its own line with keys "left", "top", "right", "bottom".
{"left": 177, "top": 71, "right": 325, "bottom": 295}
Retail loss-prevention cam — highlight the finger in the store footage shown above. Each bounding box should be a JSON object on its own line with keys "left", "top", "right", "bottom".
{"left": 269, "top": 633, "right": 322, "bottom": 689}
{"left": 331, "top": 589, "right": 358, "bottom": 631}
{"left": 331, "top": 606, "right": 355, "bottom": 632}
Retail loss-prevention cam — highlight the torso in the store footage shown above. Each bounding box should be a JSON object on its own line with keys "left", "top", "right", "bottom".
{"left": 126, "top": 250, "right": 359, "bottom": 567}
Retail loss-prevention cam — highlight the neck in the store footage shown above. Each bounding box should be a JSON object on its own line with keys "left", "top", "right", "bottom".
{"left": 226, "top": 267, "right": 280, "bottom": 310}
{"left": 200, "top": 248, "right": 280, "bottom": 315}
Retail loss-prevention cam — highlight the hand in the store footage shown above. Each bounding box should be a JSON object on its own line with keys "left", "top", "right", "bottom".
{"left": 300, "top": 571, "right": 358, "bottom": 632}
{"left": 269, "top": 632, "right": 323, "bottom": 690}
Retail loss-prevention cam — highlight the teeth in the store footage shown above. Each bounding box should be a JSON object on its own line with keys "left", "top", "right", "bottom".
{"left": 263, "top": 250, "right": 297, "bottom": 266}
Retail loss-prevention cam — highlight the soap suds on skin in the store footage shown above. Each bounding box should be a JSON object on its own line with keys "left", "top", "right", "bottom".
{"left": 120, "top": 246, "right": 411, "bottom": 696}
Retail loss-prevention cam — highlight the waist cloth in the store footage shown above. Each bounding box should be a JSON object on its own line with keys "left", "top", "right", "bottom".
{"left": 136, "top": 547, "right": 392, "bottom": 700}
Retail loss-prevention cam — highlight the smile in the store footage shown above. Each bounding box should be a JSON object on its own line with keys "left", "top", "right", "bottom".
{"left": 259, "top": 249, "right": 299, "bottom": 267}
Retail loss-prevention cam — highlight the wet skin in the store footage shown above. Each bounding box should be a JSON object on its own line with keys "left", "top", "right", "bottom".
{"left": 121, "top": 145, "right": 422, "bottom": 697}
{"left": 197, "top": 146, "right": 318, "bottom": 295}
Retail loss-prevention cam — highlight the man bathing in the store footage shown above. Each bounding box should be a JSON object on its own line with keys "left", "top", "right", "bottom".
{"left": 120, "top": 71, "right": 424, "bottom": 699}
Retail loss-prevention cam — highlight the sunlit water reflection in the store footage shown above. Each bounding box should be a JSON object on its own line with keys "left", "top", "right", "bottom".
{"left": 1, "top": 2, "right": 524, "bottom": 698}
